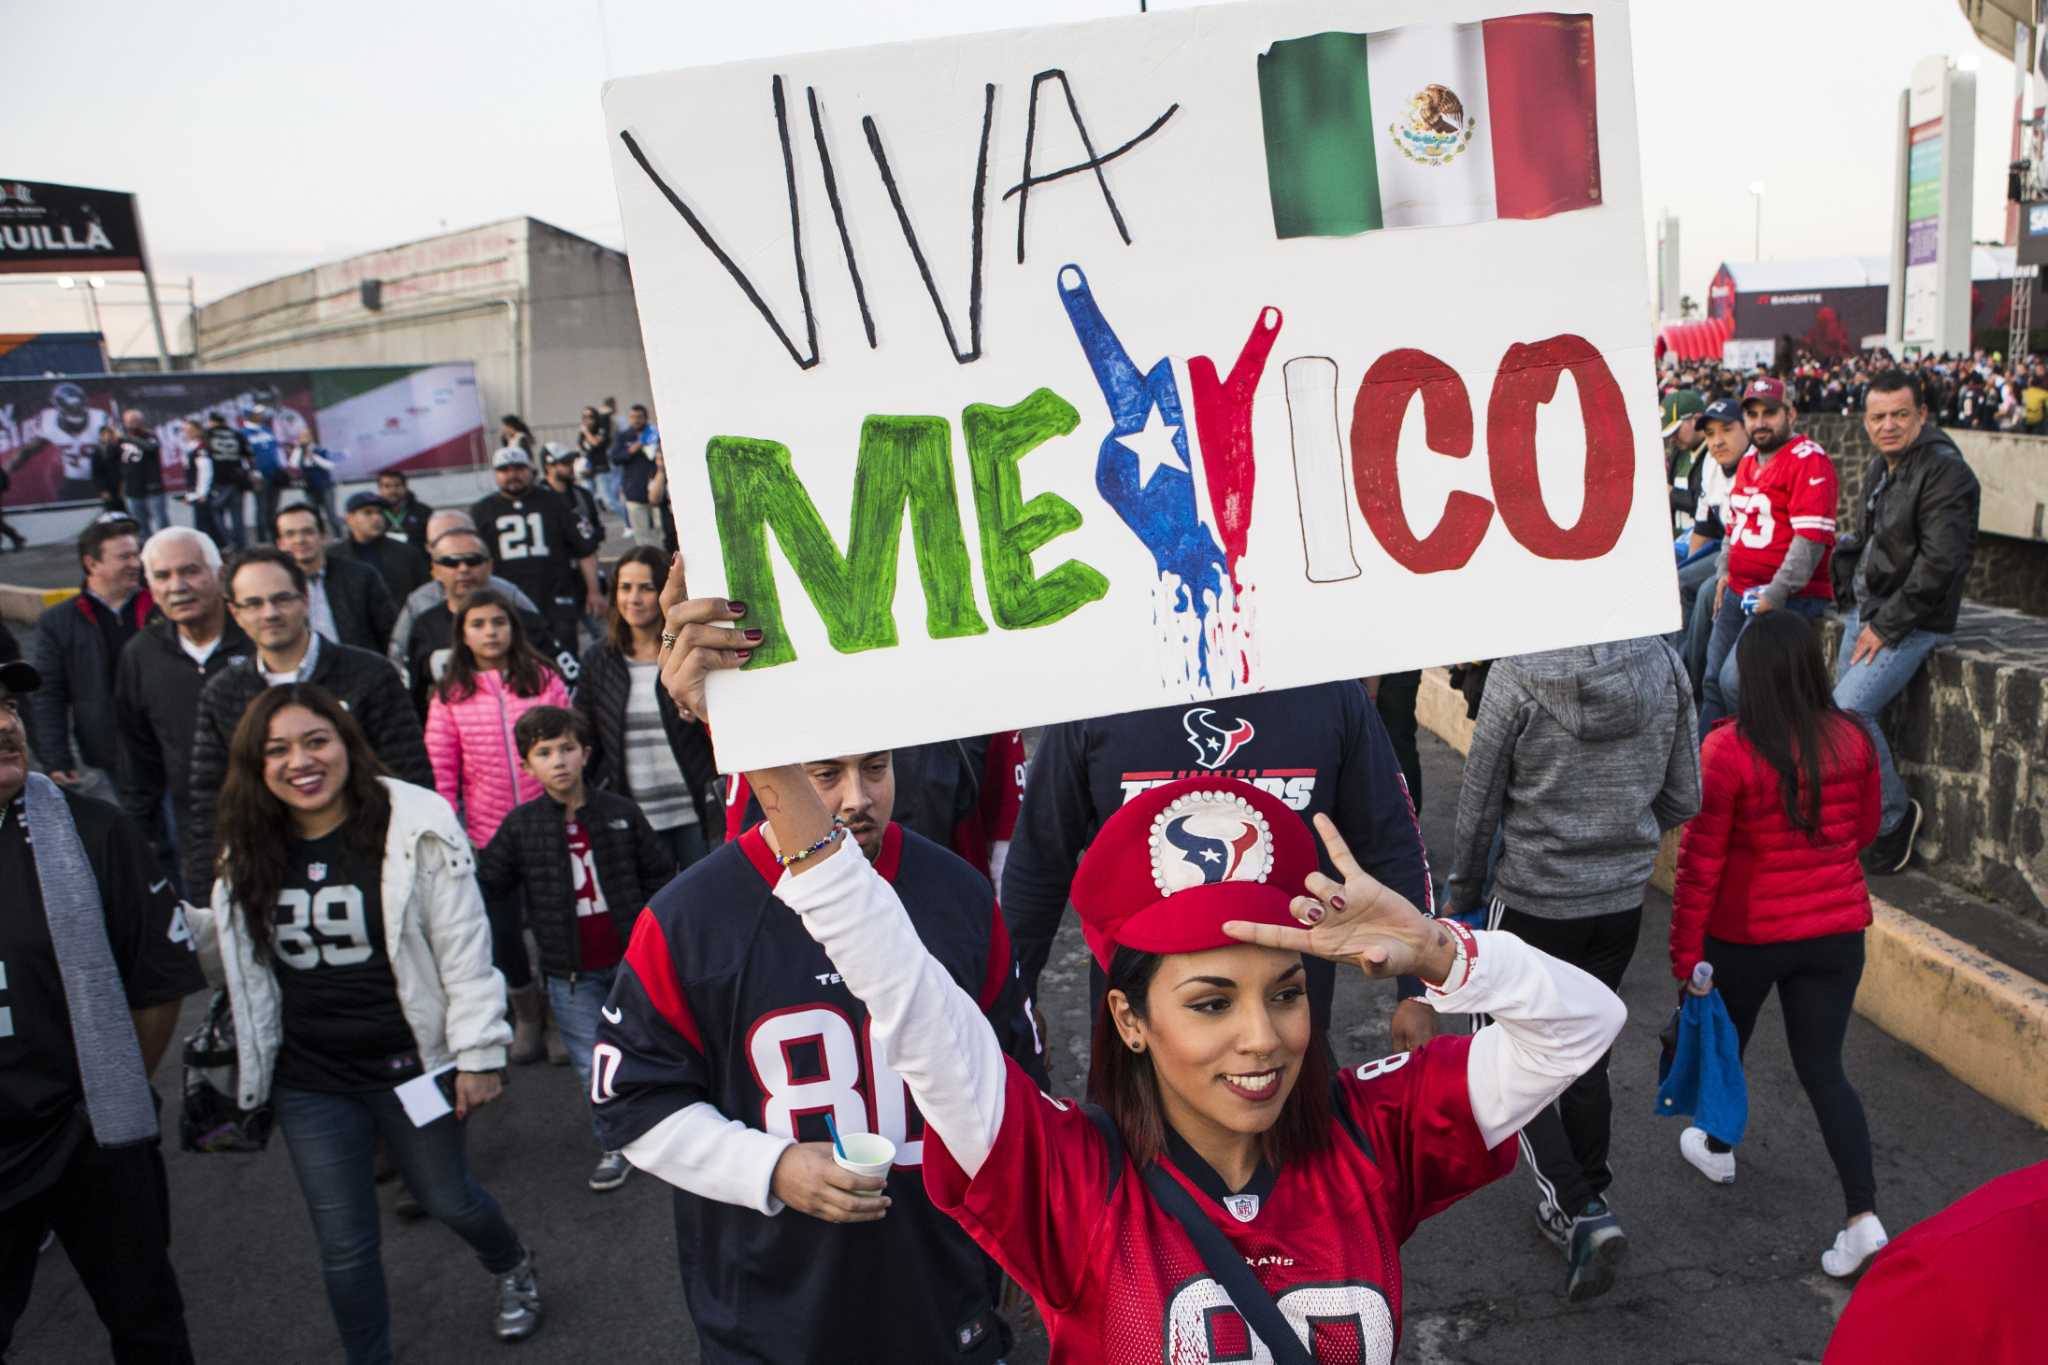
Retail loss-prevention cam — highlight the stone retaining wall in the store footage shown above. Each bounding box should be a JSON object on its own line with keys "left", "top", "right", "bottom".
{"left": 1820, "top": 605, "right": 2048, "bottom": 924}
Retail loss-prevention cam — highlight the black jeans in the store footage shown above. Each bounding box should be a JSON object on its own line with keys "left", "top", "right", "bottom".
{"left": 1374, "top": 670, "right": 1423, "bottom": 812}
{"left": 0, "top": 1132, "right": 195, "bottom": 1364}
{"left": 1495, "top": 904, "right": 1642, "bottom": 1215}
{"left": 1703, "top": 931, "right": 1876, "bottom": 1218}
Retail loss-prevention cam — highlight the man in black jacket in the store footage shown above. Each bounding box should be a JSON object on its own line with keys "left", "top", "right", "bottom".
{"left": 27, "top": 518, "right": 150, "bottom": 805}
{"left": 375, "top": 468, "right": 431, "bottom": 546}
{"left": 115, "top": 528, "right": 250, "bottom": 885}
{"left": 1836, "top": 369, "right": 1981, "bottom": 874}
{"left": 116, "top": 410, "right": 170, "bottom": 537}
{"left": 339, "top": 491, "right": 431, "bottom": 603}
{"left": 478, "top": 706, "right": 675, "bottom": 1192}
{"left": 184, "top": 548, "right": 431, "bottom": 898}
{"left": 272, "top": 502, "right": 397, "bottom": 653}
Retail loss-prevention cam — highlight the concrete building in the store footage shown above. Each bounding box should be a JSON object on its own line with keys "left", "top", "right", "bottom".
{"left": 192, "top": 218, "right": 650, "bottom": 441}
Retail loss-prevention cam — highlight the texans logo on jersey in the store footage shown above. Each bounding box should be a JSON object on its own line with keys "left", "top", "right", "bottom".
{"left": 1149, "top": 789, "right": 1273, "bottom": 896}
{"left": 1182, "top": 707, "right": 1256, "bottom": 770}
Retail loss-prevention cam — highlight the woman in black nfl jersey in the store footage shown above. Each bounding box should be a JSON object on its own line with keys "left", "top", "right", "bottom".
{"left": 191, "top": 684, "right": 544, "bottom": 1364}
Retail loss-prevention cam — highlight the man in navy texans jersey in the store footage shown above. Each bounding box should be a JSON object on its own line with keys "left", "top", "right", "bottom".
{"left": 592, "top": 748, "right": 1043, "bottom": 1364}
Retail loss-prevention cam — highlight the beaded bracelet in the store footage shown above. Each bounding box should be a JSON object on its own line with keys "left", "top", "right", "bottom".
{"left": 775, "top": 821, "right": 846, "bottom": 869}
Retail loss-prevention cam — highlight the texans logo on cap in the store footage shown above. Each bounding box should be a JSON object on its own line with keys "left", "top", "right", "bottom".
{"left": 1149, "top": 790, "right": 1273, "bottom": 898}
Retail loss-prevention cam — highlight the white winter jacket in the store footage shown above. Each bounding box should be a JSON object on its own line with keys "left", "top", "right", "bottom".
{"left": 189, "top": 777, "right": 512, "bottom": 1110}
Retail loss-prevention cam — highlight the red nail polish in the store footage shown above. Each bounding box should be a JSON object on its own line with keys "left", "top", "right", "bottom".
{"left": 744, "top": 628, "right": 764, "bottom": 643}
{"left": 1330, "top": 895, "right": 1346, "bottom": 912}
{"left": 727, "top": 600, "right": 747, "bottom": 615}
{"left": 1304, "top": 905, "right": 1325, "bottom": 924}
{"left": 736, "top": 650, "right": 752, "bottom": 664}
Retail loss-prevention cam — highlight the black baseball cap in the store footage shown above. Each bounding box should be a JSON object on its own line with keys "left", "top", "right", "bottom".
{"left": 1699, "top": 398, "right": 1744, "bottom": 429}
{"left": 345, "top": 491, "right": 387, "bottom": 513}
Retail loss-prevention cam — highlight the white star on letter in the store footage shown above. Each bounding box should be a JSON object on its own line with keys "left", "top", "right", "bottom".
{"left": 1120, "top": 405, "right": 1188, "bottom": 490}
{"left": 1200, "top": 849, "right": 1222, "bottom": 863}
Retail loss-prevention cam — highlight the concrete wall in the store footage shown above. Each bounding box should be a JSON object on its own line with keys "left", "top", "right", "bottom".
{"left": 190, "top": 219, "right": 654, "bottom": 447}
{"left": 525, "top": 222, "right": 652, "bottom": 437}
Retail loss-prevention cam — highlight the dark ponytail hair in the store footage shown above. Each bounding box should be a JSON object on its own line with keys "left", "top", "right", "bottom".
{"left": 1089, "top": 944, "right": 1332, "bottom": 1169}
{"left": 1733, "top": 611, "right": 1863, "bottom": 836}
{"left": 216, "top": 684, "right": 391, "bottom": 963}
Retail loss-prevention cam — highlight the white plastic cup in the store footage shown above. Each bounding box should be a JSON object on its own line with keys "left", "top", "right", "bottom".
{"left": 831, "top": 1132, "right": 896, "bottom": 1179}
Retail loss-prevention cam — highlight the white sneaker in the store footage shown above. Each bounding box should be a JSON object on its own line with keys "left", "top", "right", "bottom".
{"left": 1821, "top": 1216, "right": 1889, "bottom": 1278}
{"left": 1679, "top": 1126, "right": 1736, "bottom": 1185}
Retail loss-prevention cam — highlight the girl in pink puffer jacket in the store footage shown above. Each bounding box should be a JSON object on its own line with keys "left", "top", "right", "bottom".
{"left": 424, "top": 590, "right": 572, "bottom": 848}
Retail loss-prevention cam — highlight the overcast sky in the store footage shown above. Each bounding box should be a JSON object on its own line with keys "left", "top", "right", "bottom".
{"left": 5, "top": 0, "right": 2030, "bottom": 356}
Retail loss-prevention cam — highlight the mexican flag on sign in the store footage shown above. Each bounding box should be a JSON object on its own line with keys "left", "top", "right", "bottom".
{"left": 1258, "top": 12, "right": 1600, "bottom": 237}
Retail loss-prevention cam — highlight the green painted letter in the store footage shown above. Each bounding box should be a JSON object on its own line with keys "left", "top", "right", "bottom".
{"left": 964, "top": 388, "right": 1107, "bottom": 630}
{"left": 705, "top": 416, "right": 986, "bottom": 667}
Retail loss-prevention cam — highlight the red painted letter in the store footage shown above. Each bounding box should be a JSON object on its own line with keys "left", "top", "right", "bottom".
{"left": 1486, "top": 335, "right": 1634, "bottom": 560}
{"left": 1350, "top": 348, "right": 1492, "bottom": 574}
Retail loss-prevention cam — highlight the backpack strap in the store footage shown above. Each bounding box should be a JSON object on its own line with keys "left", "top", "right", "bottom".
{"left": 1081, "top": 1102, "right": 1126, "bottom": 1197}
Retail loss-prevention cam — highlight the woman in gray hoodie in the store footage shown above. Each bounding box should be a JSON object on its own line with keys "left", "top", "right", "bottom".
{"left": 1439, "top": 635, "right": 1700, "bottom": 1303}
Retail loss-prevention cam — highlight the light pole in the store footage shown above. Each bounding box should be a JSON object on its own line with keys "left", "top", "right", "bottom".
{"left": 1748, "top": 182, "right": 1765, "bottom": 260}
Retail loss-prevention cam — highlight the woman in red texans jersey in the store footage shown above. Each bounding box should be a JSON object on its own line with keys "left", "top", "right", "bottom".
{"left": 658, "top": 593, "right": 1626, "bottom": 1364}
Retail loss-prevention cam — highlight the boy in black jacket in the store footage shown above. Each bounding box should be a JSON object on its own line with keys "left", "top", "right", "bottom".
{"left": 478, "top": 707, "right": 675, "bottom": 1192}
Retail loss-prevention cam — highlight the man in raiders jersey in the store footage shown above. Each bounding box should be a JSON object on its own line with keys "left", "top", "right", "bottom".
{"left": 592, "top": 746, "right": 1044, "bottom": 1364}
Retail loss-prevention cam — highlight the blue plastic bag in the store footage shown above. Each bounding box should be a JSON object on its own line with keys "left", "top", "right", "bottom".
{"left": 1655, "top": 989, "right": 1748, "bottom": 1146}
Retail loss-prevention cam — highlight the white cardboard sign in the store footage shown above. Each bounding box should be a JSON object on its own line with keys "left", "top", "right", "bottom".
{"left": 605, "top": 0, "right": 1673, "bottom": 771}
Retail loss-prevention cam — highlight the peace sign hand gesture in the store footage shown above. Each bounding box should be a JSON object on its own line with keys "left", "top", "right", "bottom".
{"left": 1224, "top": 814, "right": 1457, "bottom": 984}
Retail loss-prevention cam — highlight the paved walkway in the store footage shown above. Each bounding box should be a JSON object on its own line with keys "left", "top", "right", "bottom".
{"left": 15, "top": 734, "right": 2043, "bottom": 1363}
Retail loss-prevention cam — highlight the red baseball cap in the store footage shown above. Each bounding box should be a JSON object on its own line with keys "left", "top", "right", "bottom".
{"left": 1071, "top": 777, "right": 1319, "bottom": 969}
{"left": 1741, "top": 376, "right": 1787, "bottom": 407}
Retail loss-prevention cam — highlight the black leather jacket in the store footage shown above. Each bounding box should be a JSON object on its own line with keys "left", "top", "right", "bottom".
{"left": 1846, "top": 425, "right": 1980, "bottom": 643}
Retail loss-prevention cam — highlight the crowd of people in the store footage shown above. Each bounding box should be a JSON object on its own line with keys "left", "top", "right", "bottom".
{"left": 1, "top": 366, "right": 2040, "bottom": 1365}
{"left": 1663, "top": 343, "right": 2048, "bottom": 431}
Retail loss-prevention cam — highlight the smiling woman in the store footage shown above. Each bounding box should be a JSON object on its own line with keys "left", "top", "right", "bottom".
{"left": 190, "top": 682, "right": 544, "bottom": 1361}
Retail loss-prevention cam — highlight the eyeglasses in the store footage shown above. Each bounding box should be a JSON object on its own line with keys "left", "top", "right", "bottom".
{"left": 232, "top": 591, "right": 304, "bottom": 612}
{"left": 434, "top": 554, "right": 488, "bottom": 569}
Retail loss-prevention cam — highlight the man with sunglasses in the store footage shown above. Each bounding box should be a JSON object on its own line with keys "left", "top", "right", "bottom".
{"left": 181, "top": 548, "right": 431, "bottom": 900}
{"left": 385, "top": 511, "right": 541, "bottom": 680}
{"left": 399, "top": 528, "right": 580, "bottom": 714}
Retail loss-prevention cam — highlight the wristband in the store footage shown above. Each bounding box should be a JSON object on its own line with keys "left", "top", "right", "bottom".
{"left": 1422, "top": 918, "right": 1478, "bottom": 996}
{"left": 775, "top": 821, "right": 846, "bottom": 869}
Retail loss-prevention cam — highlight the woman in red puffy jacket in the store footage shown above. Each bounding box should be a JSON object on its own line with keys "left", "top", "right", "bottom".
{"left": 1669, "top": 610, "right": 1885, "bottom": 1277}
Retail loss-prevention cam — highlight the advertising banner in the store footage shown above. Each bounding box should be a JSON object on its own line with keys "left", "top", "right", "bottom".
{"left": 607, "top": 0, "right": 1670, "bottom": 770}
{"left": 0, "top": 363, "right": 483, "bottom": 509}
{"left": 0, "top": 179, "right": 145, "bottom": 275}
{"left": 1902, "top": 118, "right": 1943, "bottom": 345}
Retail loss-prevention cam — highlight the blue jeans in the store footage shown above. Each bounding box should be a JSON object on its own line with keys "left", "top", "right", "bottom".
{"left": 127, "top": 490, "right": 171, "bottom": 536}
{"left": 655, "top": 820, "right": 708, "bottom": 874}
{"left": 545, "top": 965, "right": 620, "bottom": 1144}
{"left": 1833, "top": 608, "right": 1946, "bottom": 837}
{"left": 599, "top": 468, "right": 625, "bottom": 520}
{"left": 208, "top": 490, "right": 246, "bottom": 550}
{"left": 1699, "top": 592, "right": 1828, "bottom": 729}
{"left": 274, "top": 1084, "right": 524, "bottom": 1365}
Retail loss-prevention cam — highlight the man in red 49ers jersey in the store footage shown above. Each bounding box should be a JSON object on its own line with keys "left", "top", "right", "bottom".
{"left": 1700, "top": 376, "right": 1839, "bottom": 726}
{"left": 591, "top": 748, "right": 1043, "bottom": 1364}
